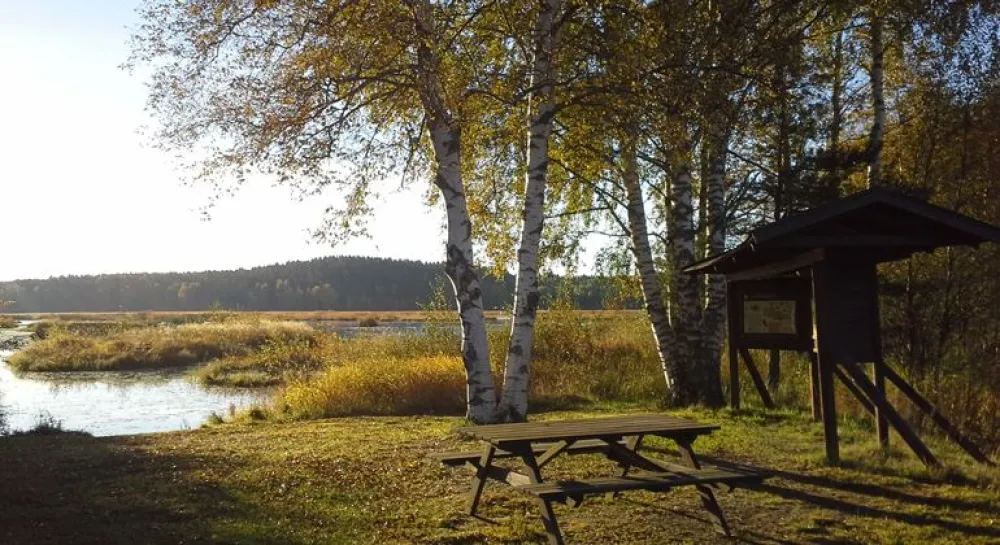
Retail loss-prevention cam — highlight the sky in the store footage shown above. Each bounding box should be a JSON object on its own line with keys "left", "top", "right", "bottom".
{"left": 0, "top": 0, "right": 448, "bottom": 282}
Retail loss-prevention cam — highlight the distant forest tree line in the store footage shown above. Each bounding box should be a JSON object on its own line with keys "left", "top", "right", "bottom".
{"left": 0, "top": 256, "right": 612, "bottom": 313}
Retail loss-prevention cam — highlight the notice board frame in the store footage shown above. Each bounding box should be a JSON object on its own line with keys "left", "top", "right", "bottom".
{"left": 729, "top": 276, "right": 813, "bottom": 351}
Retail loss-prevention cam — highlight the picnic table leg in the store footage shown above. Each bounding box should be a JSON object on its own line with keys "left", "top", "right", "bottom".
{"left": 610, "top": 434, "right": 644, "bottom": 499}
{"left": 518, "top": 448, "right": 565, "bottom": 545}
{"left": 466, "top": 443, "right": 496, "bottom": 516}
{"left": 676, "top": 437, "right": 732, "bottom": 537}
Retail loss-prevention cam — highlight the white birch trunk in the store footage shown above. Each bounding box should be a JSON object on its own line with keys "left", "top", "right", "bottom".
{"left": 829, "top": 29, "right": 844, "bottom": 193}
{"left": 869, "top": 15, "right": 885, "bottom": 188}
{"left": 623, "top": 131, "right": 677, "bottom": 391}
{"left": 410, "top": 0, "right": 497, "bottom": 423}
{"left": 699, "top": 123, "right": 728, "bottom": 406}
{"left": 499, "top": 0, "right": 563, "bottom": 422}
{"left": 668, "top": 161, "right": 701, "bottom": 405}
{"left": 702, "top": 122, "right": 729, "bottom": 388}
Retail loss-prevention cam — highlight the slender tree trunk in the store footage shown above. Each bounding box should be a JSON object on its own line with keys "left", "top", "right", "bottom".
{"left": 623, "top": 130, "right": 677, "bottom": 391}
{"left": 668, "top": 161, "right": 701, "bottom": 405}
{"left": 430, "top": 122, "right": 498, "bottom": 424}
{"left": 869, "top": 15, "right": 885, "bottom": 188}
{"left": 828, "top": 29, "right": 844, "bottom": 196}
{"left": 699, "top": 123, "right": 728, "bottom": 407}
{"left": 500, "top": 0, "right": 563, "bottom": 422}
{"left": 768, "top": 349, "right": 781, "bottom": 390}
{"left": 410, "top": 0, "right": 497, "bottom": 423}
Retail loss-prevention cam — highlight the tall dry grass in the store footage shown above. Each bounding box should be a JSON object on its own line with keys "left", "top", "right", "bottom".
{"left": 7, "top": 319, "right": 317, "bottom": 372}
{"left": 272, "top": 312, "right": 665, "bottom": 419}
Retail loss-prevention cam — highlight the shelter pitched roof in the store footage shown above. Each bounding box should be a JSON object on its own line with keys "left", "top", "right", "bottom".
{"left": 684, "top": 187, "right": 1000, "bottom": 276}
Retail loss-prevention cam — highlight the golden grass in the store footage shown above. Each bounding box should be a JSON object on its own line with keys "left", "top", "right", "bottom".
{"left": 0, "top": 315, "right": 17, "bottom": 329}
{"left": 270, "top": 313, "right": 665, "bottom": 419}
{"left": 278, "top": 356, "right": 467, "bottom": 418}
{"left": 7, "top": 320, "right": 318, "bottom": 372}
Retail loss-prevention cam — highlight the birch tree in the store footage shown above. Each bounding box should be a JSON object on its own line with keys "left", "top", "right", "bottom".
{"left": 500, "top": 0, "right": 568, "bottom": 422}
{"left": 129, "top": 0, "right": 501, "bottom": 422}
{"left": 868, "top": 11, "right": 886, "bottom": 187}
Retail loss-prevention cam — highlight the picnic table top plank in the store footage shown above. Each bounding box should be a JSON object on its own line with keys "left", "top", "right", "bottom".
{"left": 457, "top": 414, "right": 719, "bottom": 444}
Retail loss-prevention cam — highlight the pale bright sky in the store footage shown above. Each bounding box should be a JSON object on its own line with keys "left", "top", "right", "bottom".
{"left": 0, "top": 0, "right": 449, "bottom": 282}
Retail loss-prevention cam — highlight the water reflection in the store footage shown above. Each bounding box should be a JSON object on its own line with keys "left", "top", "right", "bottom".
{"left": 0, "top": 351, "right": 266, "bottom": 437}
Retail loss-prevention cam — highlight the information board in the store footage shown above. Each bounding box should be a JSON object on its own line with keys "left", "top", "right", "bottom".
{"left": 729, "top": 277, "right": 813, "bottom": 350}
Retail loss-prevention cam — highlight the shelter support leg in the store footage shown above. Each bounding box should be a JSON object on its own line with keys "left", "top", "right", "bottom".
{"left": 880, "top": 363, "right": 995, "bottom": 466}
{"left": 838, "top": 360, "right": 939, "bottom": 467}
{"left": 817, "top": 352, "right": 840, "bottom": 463}
{"left": 739, "top": 347, "right": 775, "bottom": 409}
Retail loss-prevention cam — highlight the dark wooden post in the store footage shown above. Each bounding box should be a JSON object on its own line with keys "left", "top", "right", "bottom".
{"left": 739, "top": 347, "right": 775, "bottom": 409}
{"left": 727, "top": 285, "right": 740, "bottom": 410}
{"left": 812, "top": 264, "right": 840, "bottom": 463}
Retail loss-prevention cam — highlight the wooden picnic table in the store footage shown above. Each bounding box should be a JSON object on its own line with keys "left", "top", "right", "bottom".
{"left": 430, "top": 414, "right": 765, "bottom": 544}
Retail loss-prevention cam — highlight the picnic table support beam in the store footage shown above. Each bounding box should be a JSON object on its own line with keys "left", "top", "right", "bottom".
{"left": 739, "top": 347, "right": 775, "bottom": 409}
{"left": 536, "top": 440, "right": 575, "bottom": 469}
{"left": 676, "top": 436, "right": 731, "bottom": 537}
{"left": 611, "top": 435, "right": 645, "bottom": 499}
{"left": 466, "top": 444, "right": 495, "bottom": 516}
{"left": 515, "top": 447, "right": 565, "bottom": 545}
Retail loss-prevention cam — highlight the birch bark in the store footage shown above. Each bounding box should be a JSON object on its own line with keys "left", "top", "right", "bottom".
{"left": 869, "top": 15, "right": 885, "bottom": 188}
{"left": 668, "top": 161, "right": 701, "bottom": 405}
{"left": 699, "top": 123, "right": 728, "bottom": 406}
{"left": 622, "top": 130, "right": 677, "bottom": 391}
{"left": 410, "top": 0, "right": 497, "bottom": 423}
{"left": 500, "top": 0, "right": 563, "bottom": 422}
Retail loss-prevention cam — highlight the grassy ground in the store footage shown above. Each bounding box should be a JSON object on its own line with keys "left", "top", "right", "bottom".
{"left": 1, "top": 406, "right": 997, "bottom": 545}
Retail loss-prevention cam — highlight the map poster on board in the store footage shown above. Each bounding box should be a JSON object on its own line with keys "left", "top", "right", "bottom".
{"left": 730, "top": 278, "right": 813, "bottom": 350}
{"left": 743, "top": 300, "right": 797, "bottom": 335}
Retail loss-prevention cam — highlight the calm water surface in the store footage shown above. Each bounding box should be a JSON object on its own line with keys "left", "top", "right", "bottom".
{"left": 0, "top": 348, "right": 266, "bottom": 436}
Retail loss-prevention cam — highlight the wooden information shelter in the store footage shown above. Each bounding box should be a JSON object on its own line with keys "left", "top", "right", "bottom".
{"left": 684, "top": 188, "right": 1000, "bottom": 467}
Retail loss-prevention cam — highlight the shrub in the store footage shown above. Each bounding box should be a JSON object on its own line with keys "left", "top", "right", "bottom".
{"left": 277, "top": 356, "right": 467, "bottom": 419}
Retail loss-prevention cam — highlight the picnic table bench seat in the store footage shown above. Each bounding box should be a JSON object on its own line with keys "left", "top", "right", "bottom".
{"left": 517, "top": 464, "right": 766, "bottom": 504}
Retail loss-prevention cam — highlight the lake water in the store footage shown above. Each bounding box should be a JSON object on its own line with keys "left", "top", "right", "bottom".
{"left": 0, "top": 318, "right": 504, "bottom": 437}
{"left": 0, "top": 347, "right": 266, "bottom": 437}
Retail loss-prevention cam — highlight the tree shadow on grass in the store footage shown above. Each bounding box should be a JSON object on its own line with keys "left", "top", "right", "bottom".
{"left": 694, "top": 454, "right": 1000, "bottom": 541}
{"left": 0, "top": 432, "right": 306, "bottom": 545}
